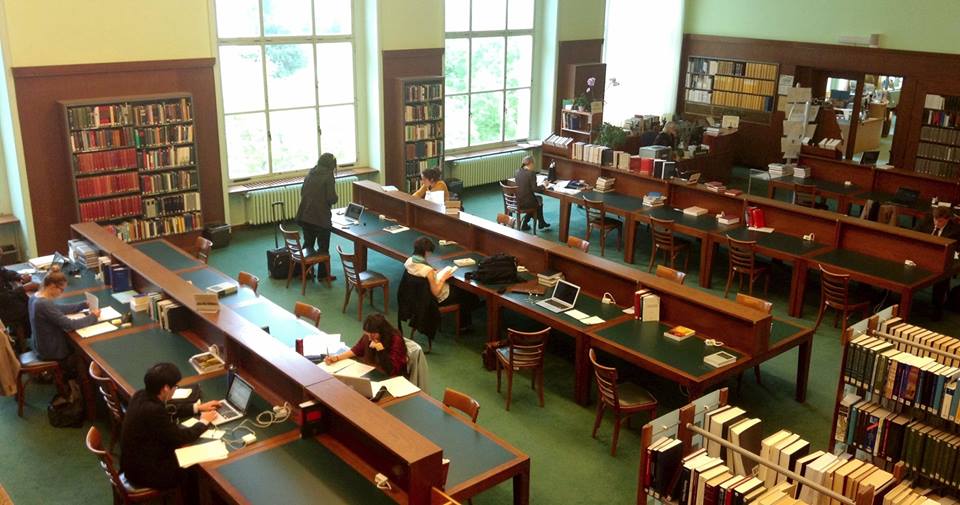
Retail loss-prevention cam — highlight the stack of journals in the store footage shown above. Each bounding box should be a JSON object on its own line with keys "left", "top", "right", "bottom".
{"left": 67, "top": 239, "right": 98, "bottom": 269}
{"left": 664, "top": 325, "right": 696, "bottom": 342}
{"left": 444, "top": 199, "right": 461, "bottom": 216}
{"left": 643, "top": 192, "right": 666, "bottom": 207}
{"left": 818, "top": 138, "right": 842, "bottom": 150}
{"left": 793, "top": 166, "right": 810, "bottom": 178}
{"left": 130, "top": 293, "right": 152, "bottom": 313}
{"left": 537, "top": 270, "right": 563, "bottom": 288}
{"left": 633, "top": 289, "right": 660, "bottom": 321}
{"left": 613, "top": 151, "right": 632, "bottom": 171}
{"left": 704, "top": 181, "right": 726, "bottom": 193}
{"left": 767, "top": 163, "right": 793, "bottom": 178}
{"left": 723, "top": 188, "right": 743, "bottom": 197}
{"left": 684, "top": 206, "right": 709, "bottom": 217}
{"left": 594, "top": 177, "right": 615, "bottom": 193}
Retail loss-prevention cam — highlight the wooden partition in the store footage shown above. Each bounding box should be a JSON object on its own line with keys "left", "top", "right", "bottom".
{"left": 744, "top": 196, "right": 839, "bottom": 245}
{"left": 668, "top": 182, "right": 745, "bottom": 217}
{"left": 544, "top": 153, "right": 668, "bottom": 196}
{"left": 835, "top": 216, "right": 956, "bottom": 272}
{"left": 797, "top": 155, "right": 876, "bottom": 189}
{"left": 872, "top": 167, "right": 960, "bottom": 202}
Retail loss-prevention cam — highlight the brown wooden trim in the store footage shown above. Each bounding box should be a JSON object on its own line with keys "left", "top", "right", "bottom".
{"left": 11, "top": 58, "right": 216, "bottom": 78}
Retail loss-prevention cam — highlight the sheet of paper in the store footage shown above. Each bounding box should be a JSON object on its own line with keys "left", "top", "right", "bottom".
{"left": 85, "top": 292, "right": 99, "bottom": 311}
{"left": 747, "top": 226, "right": 775, "bottom": 233}
{"left": 172, "top": 387, "right": 194, "bottom": 400}
{"left": 581, "top": 316, "right": 607, "bottom": 325}
{"left": 376, "top": 376, "right": 420, "bottom": 398}
{"left": 384, "top": 225, "right": 409, "bottom": 234}
{"left": 181, "top": 417, "right": 200, "bottom": 428}
{"left": 302, "top": 333, "right": 342, "bottom": 357}
{"left": 175, "top": 440, "right": 228, "bottom": 468}
{"left": 622, "top": 307, "right": 635, "bottom": 315}
{"left": 318, "top": 357, "right": 362, "bottom": 375}
{"left": 111, "top": 290, "right": 138, "bottom": 304}
{"left": 425, "top": 191, "right": 445, "bottom": 205}
{"left": 76, "top": 321, "right": 118, "bottom": 338}
{"left": 564, "top": 309, "right": 589, "bottom": 320}
{"left": 334, "top": 361, "right": 375, "bottom": 378}
{"left": 778, "top": 75, "right": 795, "bottom": 95}
{"left": 786, "top": 87, "right": 811, "bottom": 102}
{"left": 382, "top": 185, "right": 399, "bottom": 192}
{"left": 98, "top": 306, "right": 122, "bottom": 322}
{"left": 200, "top": 429, "right": 226, "bottom": 440}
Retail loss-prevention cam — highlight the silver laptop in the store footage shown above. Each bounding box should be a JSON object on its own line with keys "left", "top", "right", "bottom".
{"left": 332, "top": 203, "right": 364, "bottom": 227}
{"left": 336, "top": 375, "right": 382, "bottom": 399}
{"left": 212, "top": 375, "right": 254, "bottom": 426}
{"left": 535, "top": 279, "right": 581, "bottom": 313}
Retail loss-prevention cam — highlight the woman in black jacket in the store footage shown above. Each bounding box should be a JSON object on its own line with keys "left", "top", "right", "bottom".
{"left": 296, "top": 153, "right": 339, "bottom": 280}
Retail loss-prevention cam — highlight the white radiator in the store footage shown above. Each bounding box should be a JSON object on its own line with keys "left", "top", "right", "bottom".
{"left": 244, "top": 176, "right": 356, "bottom": 225}
{"left": 449, "top": 151, "right": 527, "bottom": 187}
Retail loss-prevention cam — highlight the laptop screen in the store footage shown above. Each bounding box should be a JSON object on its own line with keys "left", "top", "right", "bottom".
{"left": 345, "top": 203, "right": 364, "bottom": 220}
{"left": 227, "top": 376, "right": 254, "bottom": 412}
{"left": 552, "top": 280, "right": 580, "bottom": 305}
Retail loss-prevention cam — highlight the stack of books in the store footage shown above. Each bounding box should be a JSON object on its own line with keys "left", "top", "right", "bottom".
{"left": 444, "top": 199, "right": 461, "bottom": 216}
{"left": 817, "top": 138, "right": 842, "bottom": 150}
{"left": 683, "top": 206, "right": 709, "bottom": 217}
{"left": 613, "top": 151, "right": 632, "bottom": 171}
{"left": 643, "top": 192, "right": 666, "bottom": 207}
{"left": 793, "top": 166, "right": 810, "bottom": 178}
{"left": 544, "top": 134, "right": 574, "bottom": 150}
{"left": 130, "top": 292, "right": 153, "bottom": 313}
{"left": 664, "top": 325, "right": 696, "bottom": 341}
{"left": 594, "top": 177, "right": 615, "bottom": 193}
{"left": 704, "top": 181, "right": 726, "bottom": 193}
{"left": 723, "top": 188, "right": 743, "bottom": 197}
{"left": 633, "top": 289, "right": 660, "bottom": 321}
{"left": 537, "top": 270, "right": 563, "bottom": 288}
{"left": 67, "top": 239, "right": 98, "bottom": 268}
{"left": 767, "top": 163, "right": 793, "bottom": 178}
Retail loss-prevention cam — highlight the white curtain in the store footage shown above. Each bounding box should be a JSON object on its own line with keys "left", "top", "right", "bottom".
{"left": 602, "top": 0, "right": 685, "bottom": 126}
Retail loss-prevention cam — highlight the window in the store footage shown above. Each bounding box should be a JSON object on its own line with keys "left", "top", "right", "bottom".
{"left": 215, "top": 0, "right": 356, "bottom": 180}
{"left": 444, "top": 0, "right": 535, "bottom": 150}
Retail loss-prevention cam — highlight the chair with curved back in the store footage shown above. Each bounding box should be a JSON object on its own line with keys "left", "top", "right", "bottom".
{"left": 294, "top": 301, "right": 323, "bottom": 328}
{"left": 724, "top": 236, "right": 769, "bottom": 298}
{"left": 495, "top": 327, "right": 549, "bottom": 411}
{"left": 193, "top": 236, "right": 213, "bottom": 264}
{"left": 237, "top": 271, "right": 259, "bottom": 295}
{"left": 566, "top": 236, "right": 590, "bottom": 252}
{"left": 813, "top": 265, "right": 871, "bottom": 334}
{"left": 89, "top": 361, "right": 126, "bottom": 453}
{"left": 499, "top": 181, "right": 538, "bottom": 235}
{"left": 588, "top": 349, "right": 657, "bottom": 456}
{"left": 793, "top": 184, "right": 819, "bottom": 208}
{"left": 337, "top": 245, "right": 389, "bottom": 320}
{"left": 735, "top": 294, "right": 773, "bottom": 386}
{"left": 648, "top": 217, "right": 690, "bottom": 272}
{"left": 582, "top": 197, "right": 622, "bottom": 257}
{"left": 655, "top": 265, "right": 686, "bottom": 285}
{"left": 85, "top": 426, "right": 180, "bottom": 504}
{"left": 16, "top": 350, "right": 65, "bottom": 417}
{"left": 280, "top": 225, "right": 332, "bottom": 295}
{"left": 442, "top": 388, "right": 480, "bottom": 423}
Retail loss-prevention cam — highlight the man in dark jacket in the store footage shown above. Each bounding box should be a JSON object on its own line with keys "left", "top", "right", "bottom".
{"left": 515, "top": 155, "right": 549, "bottom": 230}
{"left": 120, "top": 363, "right": 219, "bottom": 498}
{"left": 915, "top": 206, "right": 960, "bottom": 319}
{"left": 296, "top": 152, "right": 339, "bottom": 280}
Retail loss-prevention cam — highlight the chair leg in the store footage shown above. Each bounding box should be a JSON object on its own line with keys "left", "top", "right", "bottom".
{"left": 285, "top": 260, "right": 295, "bottom": 289}
{"left": 382, "top": 284, "right": 389, "bottom": 314}
{"left": 600, "top": 227, "right": 606, "bottom": 257}
{"left": 812, "top": 303, "right": 827, "bottom": 333}
{"left": 648, "top": 245, "right": 657, "bottom": 272}
{"left": 611, "top": 413, "right": 622, "bottom": 456}
{"left": 342, "top": 285, "right": 352, "bottom": 313}
{"left": 840, "top": 310, "right": 850, "bottom": 334}
{"left": 723, "top": 269, "right": 734, "bottom": 298}
{"left": 323, "top": 260, "right": 332, "bottom": 287}
{"left": 537, "top": 367, "right": 545, "bottom": 407}
{"left": 592, "top": 401, "right": 605, "bottom": 438}
{"left": 496, "top": 359, "right": 502, "bottom": 392}
{"left": 684, "top": 249, "right": 690, "bottom": 272}
{"left": 16, "top": 371, "right": 25, "bottom": 417}
{"left": 300, "top": 263, "right": 308, "bottom": 296}
{"left": 505, "top": 367, "right": 514, "bottom": 411}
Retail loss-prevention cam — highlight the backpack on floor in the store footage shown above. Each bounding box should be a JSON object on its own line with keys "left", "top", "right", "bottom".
{"left": 47, "top": 380, "right": 83, "bottom": 428}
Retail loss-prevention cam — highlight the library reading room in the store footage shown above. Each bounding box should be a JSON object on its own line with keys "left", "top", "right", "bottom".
{"left": 1, "top": 1, "right": 959, "bottom": 504}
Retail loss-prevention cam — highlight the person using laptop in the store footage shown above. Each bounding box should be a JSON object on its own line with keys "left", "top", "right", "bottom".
{"left": 915, "top": 206, "right": 960, "bottom": 320}
{"left": 28, "top": 269, "right": 99, "bottom": 379}
{"left": 295, "top": 153, "right": 339, "bottom": 282}
{"left": 515, "top": 155, "right": 550, "bottom": 231}
{"left": 403, "top": 236, "right": 478, "bottom": 330}
{"left": 120, "top": 363, "right": 220, "bottom": 502}
{"left": 323, "top": 314, "right": 408, "bottom": 377}
{"left": 411, "top": 167, "right": 449, "bottom": 201}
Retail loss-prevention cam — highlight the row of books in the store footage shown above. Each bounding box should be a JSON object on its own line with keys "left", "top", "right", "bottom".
{"left": 561, "top": 112, "right": 591, "bottom": 132}
{"left": 69, "top": 127, "right": 136, "bottom": 153}
{"left": 66, "top": 99, "right": 192, "bottom": 130}
{"left": 924, "top": 95, "right": 960, "bottom": 113}
{"left": 543, "top": 134, "right": 575, "bottom": 153}
{"left": 915, "top": 158, "right": 959, "bottom": 179}
{"left": 139, "top": 146, "right": 194, "bottom": 170}
{"left": 403, "top": 103, "right": 443, "bottom": 122}
{"left": 611, "top": 151, "right": 632, "bottom": 171}
{"left": 686, "top": 58, "right": 777, "bottom": 80}
{"left": 405, "top": 83, "right": 443, "bottom": 103}
{"left": 152, "top": 297, "right": 191, "bottom": 333}
{"left": 878, "top": 317, "right": 960, "bottom": 367}
{"left": 686, "top": 73, "right": 715, "bottom": 92}
{"left": 105, "top": 212, "right": 202, "bottom": 243}
{"left": 920, "top": 126, "right": 960, "bottom": 147}
{"left": 141, "top": 170, "right": 197, "bottom": 196}
{"left": 79, "top": 195, "right": 142, "bottom": 222}
{"left": 404, "top": 140, "right": 442, "bottom": 160}
{"left": 404, "top": 122, "right": 442, "bottom": 142}
{"left": 571, "top": 142, "right": 610, "bottom": 164}
{"left": 76, "top": 171, "right": 140, "bottom": 199}
{"left": 713, "top": 75, "right": 776, "bottom": 97}
{"left": 74, "top": 147, "right": 138, "bottom": 173}
{"left": 917, "top": 142, "right": 960, "bottom": 163}
{"left": 924, "top": 110, "right": 958, "bottom": 130}
{"left": 134, "top": 124, "right": 194, "bottom": 147}
{"left": 633, "top": 288, "right": 660, "bottom": 321}
{"left": 404, "top": 157, "right": 440, "bottom": 176}
{"left": 712, "top": 91, "right": 775, "bottom": 113}
{"left": 143, "top": 191, "right": 201, "bottom": 219}
{"left": 129, "top": 100, "right": 193, "bottom": 127}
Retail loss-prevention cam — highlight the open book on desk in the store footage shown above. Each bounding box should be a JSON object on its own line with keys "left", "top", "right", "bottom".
{"left": 373, "top": 376, "right": 420, "bottom": 398}
{"left": 318, "top": 358, "right": 374, "bottom": 377}
{"left": 68, "top": 306, "right": 122, "bottom": 323}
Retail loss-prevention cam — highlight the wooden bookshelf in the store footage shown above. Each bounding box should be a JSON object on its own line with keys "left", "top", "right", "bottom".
{"left": 682, "top": 56, "right": 779, "bottom": 125}
{"left": 395, "top": 76, "right": 444, "bottom": 194}
{"left": 916, "top": 94, "right": 960, "bottom": 179}
{"left": 559, "top": 108, "right": 601, "bottom": 142}
{"left": 60, "top": 93, "right": 202, "bottom": 243}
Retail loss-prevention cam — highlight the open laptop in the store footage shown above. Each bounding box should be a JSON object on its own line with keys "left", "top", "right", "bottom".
{"left": 211, "top": 375, "right": 254, "bottom": 426}
{"left": 332, "top": 203, "right": 364, "bottom": 227}
{"left": 535, "top": 279, "right": 581, "bottom": 313}
{"left": 891, "top": 187, "right": 920, "bottom": 207}
{"left": 336, "top": 375, "right": 383, "bottom": 400}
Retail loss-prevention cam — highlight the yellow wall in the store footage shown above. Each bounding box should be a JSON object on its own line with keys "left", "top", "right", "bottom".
{"left": 558, "top": 0, "right": 605, "bottom": 41}
{"left": 378, "top": 0, "right": 444, "bottom": 50}
{"left": 2, "top": 0, "right": 213, "bottom": 67}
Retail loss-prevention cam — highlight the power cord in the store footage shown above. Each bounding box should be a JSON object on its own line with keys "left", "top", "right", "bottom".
{"left": 221, "top": 402, "right": 292, "bottom": 450}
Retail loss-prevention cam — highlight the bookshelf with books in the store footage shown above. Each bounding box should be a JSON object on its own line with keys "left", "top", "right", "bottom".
{"left": 560, "top": 108, "right": 601, "bottom": 142}
{"left": 683, "top": 57, "right": 779, "bottom": 125}
{"left": 60, "top": 93, "right": 203, "bottom": 243}
{"left": 395, "top": 76, "right": 444, "bottom": 194}
{"left": 916, "top": 94, "right": 960, "bottom": 179}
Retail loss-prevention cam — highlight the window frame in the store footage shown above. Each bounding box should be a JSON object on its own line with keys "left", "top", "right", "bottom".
{"left": 214, "top": 0, "right": 359, "bottom": 181}
{"left": 444, "top": 0, "right": 536, "bottom": 154}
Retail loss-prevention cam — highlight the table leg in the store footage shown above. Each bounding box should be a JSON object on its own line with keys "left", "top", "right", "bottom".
{"left": 558, "top": 198, "right": 572, "bottom": 244}
{"left": 513, "top": 467, "right": 531, "bottom": 505}
{"left": 700, "top": 236, "right": 715, "bottom": 289}
{"left": 795, "top": 340, "right": 812, "bottom": 403}
{"left": 767, "top": 184, "right": 776, "bottom": 200}
{"left": 574, "top": 334, "right": 589, "bottom": 405}
{"left": 487, "top": 300, "right": 501, "bottom": 341}
{"left": 899, "top": 289, "right": 914, "bottom": 322}
{"left": 623, "top": 215, "right": 637, "bottom": 264}
{"left": 791, "top": 262, "right": 809, "bottom": 318}
{"left": 356, "top": 243, "right": 368, "bottom": 272}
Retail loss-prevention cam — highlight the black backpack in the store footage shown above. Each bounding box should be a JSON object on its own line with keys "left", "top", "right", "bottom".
{"left": 47, "top": 380, "right": 84, "bottom": 428}
{"left": 471, "top": 253, "right": 519, "bottom": 285}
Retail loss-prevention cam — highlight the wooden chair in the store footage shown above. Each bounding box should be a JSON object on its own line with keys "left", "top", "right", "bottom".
{"left": 648, "top": 217, "right": 689, "bottom": 272}
{"left": 16, "top": 351, "right": 65, "bottom": 417}
{"left": 89, "top": 361, "right": 125, "bottom": 453}
{"left": 193, "top": 236, "right": 213, "bottom": 264}
{"left": 85, "top": 426, "right": 180, "bottom": 504}
{"left": 442, "top": 388, "right": 480, "bottom": 423}
{"left": 655, "top": 265, "right": 686, "bottom": 285}
{"left": 337, "top": 245, "right": 389, "bottom": 320}
{"left": 793, "top": 184, "right": 819, "bottom": 208}
{"left": 735, "top": 294, "right": 773, "bottom": 386}
{"left": 588, "top": 349, "right": 657, "bottom": 456}
{"left": 496, "top": 213, "right": 515, "bottom": 227}
{"left": 495, "top": 327, "right": 549, "bottom": 411}
{"left": 723, "top": 236, "right": 769, "bottom": 298}
{"left": 499, "top": 181, "right": 537, "bottom": 235}
{"left": 582, "top": 197, "right": 622, "bottom": 257}
{"left": 280, "top": 225, "right": 332, "bottom": 295}
{"left": 566, "top": 236, "right": 590, "bottom": 252}
{"left": 294, "top": 301, "right": 323, "bottom": 328}
{"left": 237, "top": 271, "right": 259, "bottom": 295}
{"left": 813, "top": 265, "right": 872, "bottom": 334}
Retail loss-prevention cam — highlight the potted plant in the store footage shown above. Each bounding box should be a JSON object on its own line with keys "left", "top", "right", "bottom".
{"left": 595, "top": 122, "right": 628, "bottom": 150}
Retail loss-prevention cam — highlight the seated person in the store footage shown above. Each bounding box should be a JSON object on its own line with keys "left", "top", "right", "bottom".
{"left": 28, "top": 270, "right": 98, "bottom": 377}
{"left": 652, "top": 121, "right": 678, "bottom": 149}
{"left": 405, "top": 237, "right": 479, "bottom": 330}
{"left": 324, "top": 313, "right": 407, "bottom": 377}
{"left": 411, "top": 167, "right": 449, "bottom": 201}
{"left": 915, "top": 206, "right": 960, "bottom": 320}
{"left": 515, "top": 155, "right": 550, "bottom": 230}
{"left": 0, "top": 266, "right": 38, "bottom": 352}
{"left": 120, "top": 363, "right": 220, "bottom": 499}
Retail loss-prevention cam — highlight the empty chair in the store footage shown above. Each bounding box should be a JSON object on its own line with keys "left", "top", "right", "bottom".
{"left": 793, "top": 184, "right": 818, "bottom": 208}
{"left": 280, "top": 225, "right": 332, "bottom": 295}
{"left": 813, "top": 265, "right": 872, "bottom": 334}
{"left": 495, "top": 327, "right": 549, "bottom": 411}
{"left": 582, "top": 197, "right": 622, "bottom": 257}
{"left": 655, "top": 265, "right": 686, "bottom": 285}
{"left": 337, "top": 245, "right": 389, "bottom": 320}
{"left": 294, "top": 301, "right": 323, "bottom": 328}
{"left": 589, "top": 349, "right": 657, "bottom": 456}
{"left": 723, "top": 236, "right": 769, "bottom": 298}
{"left": 16, "top": 350, "right": 65, "bottom": 417}
{"left": 566, "top": 236, "right": 590, "bottom": 252}
{"left": 442, "top": 388, "right": 480, "bottom": 423}
{"left": 735, "top": 294, "right": 773, "bottom": 385}
{"left": 85, "top": 426, "right": 179, "bottom": 504}
{"left": 237, "top": 271, "right": 259, "bottom": 295}
{"left": 89, "top": 361, "right": 125, "bottom": 453}
{"left": 499, "top": 181, "right": 538, "bottom": 235}
{"left": 193, "top": 236, "right": 213, "bottom": 264}
{"left": 648, "top": 217, "right": 690, "bottom": 272}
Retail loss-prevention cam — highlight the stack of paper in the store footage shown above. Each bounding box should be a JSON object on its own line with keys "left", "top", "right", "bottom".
{"left": 175, "top": 440, "right": 229, "bottom": 468}
{"left": 76, "top": 321, "right": 118, "bottom": 338}
{"left": 374, "top": 376, "right": 420, "bottom": 398}
{"left": 643, "top": 192, "right": 665, "bottom": 207}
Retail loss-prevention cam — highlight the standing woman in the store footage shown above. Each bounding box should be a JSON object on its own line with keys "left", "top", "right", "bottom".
{"left": 296, "top": 152, "right": 339, "bottom": 281}
{"left": 29, "top": 270, "right": 99, "bottom": 378}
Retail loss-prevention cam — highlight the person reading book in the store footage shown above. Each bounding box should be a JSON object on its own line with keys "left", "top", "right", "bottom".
{"left": 402, "top": 236, "right": 477, "bottom": 330}
{"left": 411, "top": 167, "right": 449, "bottom": 201}
{"left": 324, "top": 313, "right": 408, "bottom": 377}
{"left": 28, "top": 269, "right": 98, "bottom": 379}
{"left": 515, "top": 155, "right": 550, "bottom": 230}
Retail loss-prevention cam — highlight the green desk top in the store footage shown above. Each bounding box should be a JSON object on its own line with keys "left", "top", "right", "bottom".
{"left": 88, "top": 328, "right": 199, "bottom": 389}
{"left": 594, "top": 319, "right": 743, "bottom": 379}
{"left": 217, "top": 437, "right": 394, "bottom": 505}
{"left": 334, "top": 211, "right": 394, "bottom": 237}
{"left": 365, "top": 228, "right": 464, "bottom": 257}
{"left": 8, "top": 262, "right": 102, "bottom": 292}
{"left": 575, "top": 190, "right": 646, "bottom": 212}
{"left": 502, "top": 290, "right": 626, "bottom": 329}
{"left": 231, "top": 300, "right": 295, "bottom": 332}
{"left": 812, "top": 248, "right": 933, "bottom": 285}
{"left": 770, "top": 319, "right": 808, "bottom": 347}
{"left": 134, "top": 241, "right": 201, "bottom": 271}
{"left": 220, "top": 287, "right": 260, "bottom": 307}
{"left": 179, "top": 268, "right": 235, "bottom": 291}
{"left": 770, "top": 176, "right": 862, "bottom": 195}
{"left": 384, "top": 395, "right": 516, "bottom": 489}
{"left": 723, "top": 228, "right": 827, "bottom": 257}
{"left": 187, "top": 375, "right": 294, "bottom": 443}
{"left": 640, "top": 206, "right": 728, "bottom": 233}
{"left": 61, "top": 290, "right": 152, "bottom": 327}
{"left": 262, "top": 316, "right": 325, "bottom": 348}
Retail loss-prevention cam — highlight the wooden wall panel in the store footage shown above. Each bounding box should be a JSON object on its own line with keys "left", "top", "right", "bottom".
{"left": 554, "top": 39, "right": 604, "bottom": 134}
{"left": 11, "top": 58, "right": 224, "bottom": 254}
